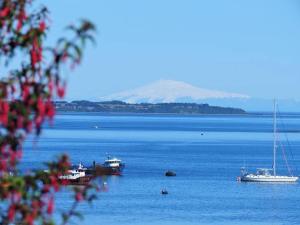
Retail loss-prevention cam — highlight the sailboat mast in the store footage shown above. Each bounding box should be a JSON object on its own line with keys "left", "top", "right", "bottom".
{"left": 273, "top": 100, "right": 277, "bottom": 176}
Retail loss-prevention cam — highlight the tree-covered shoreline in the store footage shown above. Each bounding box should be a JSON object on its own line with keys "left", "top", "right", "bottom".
{"left": 55, "top": 100, "right": 246, "bottom": 114}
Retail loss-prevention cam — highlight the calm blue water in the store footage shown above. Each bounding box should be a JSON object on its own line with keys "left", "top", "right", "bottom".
{"left": 22, "top": 113, "right": 300, "bottom": 225}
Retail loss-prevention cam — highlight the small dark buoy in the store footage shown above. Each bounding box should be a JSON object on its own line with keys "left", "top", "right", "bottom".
{"left": 165, "top": 170, "right": 176, "bottom": 177}
{"left": 161, "top": 189, "right": 168, "bottom": 195}
{"left": 201, "top": 133, "right": 204, "bottom": 136}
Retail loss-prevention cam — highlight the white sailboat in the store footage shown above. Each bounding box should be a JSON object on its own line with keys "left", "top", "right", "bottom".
{"left": 239, "top": 101, "right": 298, "bottom": 183}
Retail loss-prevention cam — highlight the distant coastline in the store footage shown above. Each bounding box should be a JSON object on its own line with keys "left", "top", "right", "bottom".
{"left": 54, "top": 100, "right": 246, "bottom": 114}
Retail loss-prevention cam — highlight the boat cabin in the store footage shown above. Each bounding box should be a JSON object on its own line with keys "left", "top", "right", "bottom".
{"left": 59, "top": 163, "right": 87, "bottom": 180}
{"left": 104, "top": 157, "right": 122, "bottom": 168}
{"left": 256, "top": 168, "right": 273, "bottom": 176}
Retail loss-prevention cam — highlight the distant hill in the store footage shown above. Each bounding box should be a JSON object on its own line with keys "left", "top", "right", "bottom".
{"left": 54, "top": 100, "right": 246, "bottom": 114}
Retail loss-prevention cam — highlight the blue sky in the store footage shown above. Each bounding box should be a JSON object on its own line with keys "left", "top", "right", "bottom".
{"left": 41, "top": 0, "right": 300, "bottom": 101}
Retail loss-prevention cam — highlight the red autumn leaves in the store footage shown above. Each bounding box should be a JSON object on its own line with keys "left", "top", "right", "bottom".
{"left": 0, "top": 0, "right": 65, "bottom": 201}
{"left": 0, "top": 4, "right": 44, "bottom": 33}
{"left": 0, "top": 1, "right": 96, "bottom": 224}
{"left": 0, "top": 6, "right": 10, "bottom": 18}
{"left": 5, "top": 80, "right": 64, "bottom": 135}
{"left": 56, "top": 81, "right": 66, "bottom": 98}
{"left": 0, "top": 5, "right": 26, "bottom": 31}
{"left": 0, "top": 100, "right": 9, "bottom": 126}
{"left": 0, "top": 154, "right": 72, "bottom": 224}
{"left": 39, "top": 21, "right": 46, "bottom": 32}
{"left": 30, "top": 21, "right": 47, "bottom": 68}
{"left": 16, "top": 9, "right": 26, "bottom": 31}
{"left": 30, "top": 36, "right": 42, "bottom": 68}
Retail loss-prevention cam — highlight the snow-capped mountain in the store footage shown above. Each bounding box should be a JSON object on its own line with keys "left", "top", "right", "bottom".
{"left": 100, "top": 79, "right": 250, "bottom": 103}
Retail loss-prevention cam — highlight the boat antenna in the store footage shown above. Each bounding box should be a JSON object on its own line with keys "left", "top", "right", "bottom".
{"left": 273, "top": 99, "right": 277, "bottom": 176}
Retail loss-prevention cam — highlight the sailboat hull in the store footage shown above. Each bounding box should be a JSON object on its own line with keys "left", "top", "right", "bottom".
{"left": 241, "top": 175, "right": 299, "bottom": 182}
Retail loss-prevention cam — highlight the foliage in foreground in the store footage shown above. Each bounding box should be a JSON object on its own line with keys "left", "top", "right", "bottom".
{"left": 0, "top": 0, "right": 98, "bottom": 224}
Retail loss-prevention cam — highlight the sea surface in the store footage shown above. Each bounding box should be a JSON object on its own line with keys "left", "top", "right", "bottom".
{"left": 22, "top": 113, "right": 300, "bottom": 225}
